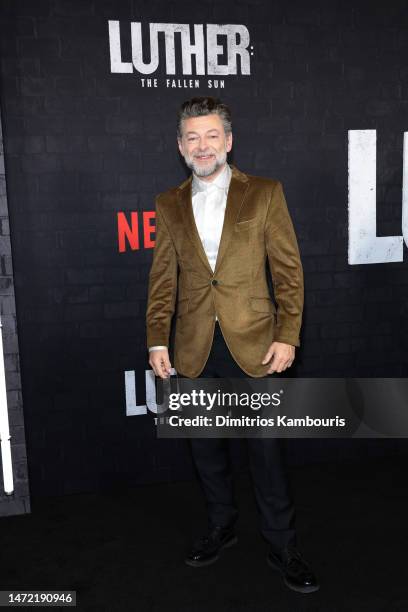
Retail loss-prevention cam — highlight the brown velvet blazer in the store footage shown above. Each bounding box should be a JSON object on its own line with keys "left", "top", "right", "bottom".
{"left": 146, "top": 163, "right": 304, "bottom": 378}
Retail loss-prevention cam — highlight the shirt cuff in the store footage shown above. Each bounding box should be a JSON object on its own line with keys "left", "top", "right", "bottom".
{"left": 148, "top": 346, "right": 168, "bottom": 351}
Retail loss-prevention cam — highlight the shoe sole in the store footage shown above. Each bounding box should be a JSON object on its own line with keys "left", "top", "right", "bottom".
{"left": 267, "top": 556, "right": 320, "bottom": 594}
{"left": 184, "top": 535, "right": 238, "bottom": 568}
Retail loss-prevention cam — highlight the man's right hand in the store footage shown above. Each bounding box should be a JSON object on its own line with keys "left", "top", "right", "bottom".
{"left": 149, "top": 348, "right": 172, "bottom": 379}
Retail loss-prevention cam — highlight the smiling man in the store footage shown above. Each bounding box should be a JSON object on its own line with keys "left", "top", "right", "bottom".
{"left": 180, "top": 112, "right": 230, "bottom": 176}
{"left": 146, "top": 96, "right": 319, "bottom": 594}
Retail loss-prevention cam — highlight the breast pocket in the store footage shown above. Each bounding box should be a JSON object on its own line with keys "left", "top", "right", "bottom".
{"left": 234, "top": 217, "right": 262, "bottom": 232}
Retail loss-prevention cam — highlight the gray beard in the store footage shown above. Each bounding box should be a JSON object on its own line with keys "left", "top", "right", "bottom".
{"left": 185, "top": 150, "right": 227, "bottom": 178}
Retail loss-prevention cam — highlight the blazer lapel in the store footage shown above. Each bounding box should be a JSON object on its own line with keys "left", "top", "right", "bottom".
{"left": 177, "top": 164, "right": 249, "bottom": 276}
{"left": 177, "top": 176, "right": 214, "bottom": 275}
{"left": 214, "top": 165, "right": 249, "bottom": 274}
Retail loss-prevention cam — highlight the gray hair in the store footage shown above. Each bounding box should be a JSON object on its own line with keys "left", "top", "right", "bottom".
{"left": 177, "top": 96, "right": 232, "bottom": 139}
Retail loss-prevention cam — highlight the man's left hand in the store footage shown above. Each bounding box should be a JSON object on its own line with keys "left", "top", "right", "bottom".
{"left": 261, "top": 342, "right": 295, "bottom": 373}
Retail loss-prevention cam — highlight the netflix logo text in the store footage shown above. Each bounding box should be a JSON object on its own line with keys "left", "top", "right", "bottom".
{"left": 117, "top": 211, "right": 155, "bottom": 252}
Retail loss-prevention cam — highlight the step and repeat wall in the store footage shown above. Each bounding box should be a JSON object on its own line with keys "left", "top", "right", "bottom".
{"left": 0, "top": 0, "right": 407, "bottom": 498}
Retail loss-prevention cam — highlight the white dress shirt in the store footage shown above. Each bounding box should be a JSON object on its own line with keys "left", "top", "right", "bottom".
{"left": 149, "top": 162, "right": 232, "bottom": 351}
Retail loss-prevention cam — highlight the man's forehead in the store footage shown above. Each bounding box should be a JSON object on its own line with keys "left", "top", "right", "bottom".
{"left": 185, "top": 127, "right": 221, "bottom": 135}
{"left": 182, "top": 114, "right": 223, "bottom": 132}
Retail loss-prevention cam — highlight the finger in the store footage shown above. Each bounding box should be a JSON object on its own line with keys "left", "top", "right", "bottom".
{"left": 267, "top": 360, "right": 279, "bottom": 374}
{"left": 158, "top": 360, "right": 170, "bottom": 378}
{"left": 162, "top": 356, "right": 172, "bottom": 375}
{"left": 151, "top": 358, "right": 167, "bottom": 379}
{"left": 266, "top": 355, "right": 279, "bottom": 371}
{"left": 267, "top": 358, "right": 285, "bottom": 374}
{"left": 261, "top": 352, "right": 272, "bottom": 365}
{"left": 152, "top": 365, "right": 162, "bottom": 378}
{"left": 280, "top": 359, "right": 292, "bottom": 371}
{"left": 157, "top": 367, "right": 168, "bottom": 379}
{"left": 278, "top": 359, "right": 290, "bottom": 372}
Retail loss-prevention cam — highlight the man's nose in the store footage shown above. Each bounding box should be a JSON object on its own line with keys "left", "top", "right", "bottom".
{"left": 198, "top": 140, "right": 210, "bottom": 150}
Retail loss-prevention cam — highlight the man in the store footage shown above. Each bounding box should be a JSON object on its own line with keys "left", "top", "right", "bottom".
{"left": 146, "top": 96, "right": 319, "bottom": 594}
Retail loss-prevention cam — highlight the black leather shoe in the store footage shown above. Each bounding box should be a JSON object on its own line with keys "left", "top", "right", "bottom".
{"left": 185, "top": 525, "right": 238, "bottom": 567}
{"left": 267, "top": 545, "right": 319, "bottom": 593}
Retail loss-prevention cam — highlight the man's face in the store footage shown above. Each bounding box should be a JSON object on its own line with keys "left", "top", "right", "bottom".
{"left": 177, "top": 113, "right": 233, "bottom": 178}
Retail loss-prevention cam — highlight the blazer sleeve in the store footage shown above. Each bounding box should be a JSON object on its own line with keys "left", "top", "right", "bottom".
{"left": 264, "top": 181, "right": 304, "bottom": 347}
{"left": 146, "top": 199, "right": 178, "bottom": 348}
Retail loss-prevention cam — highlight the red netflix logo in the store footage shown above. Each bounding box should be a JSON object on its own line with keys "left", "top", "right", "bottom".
{"left": 117, "top": 211, "right": 156, "bottom": 252}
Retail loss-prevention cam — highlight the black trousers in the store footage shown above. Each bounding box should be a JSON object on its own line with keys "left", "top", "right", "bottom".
{"left": 181, "top": 321, "right": 297, "bottom": 554}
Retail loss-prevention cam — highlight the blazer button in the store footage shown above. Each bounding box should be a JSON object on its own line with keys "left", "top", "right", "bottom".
{"left": 211, "top": 279, "right": 218, "bottom": 286}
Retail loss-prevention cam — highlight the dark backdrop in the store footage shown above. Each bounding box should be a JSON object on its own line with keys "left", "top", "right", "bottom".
{"left": 0, "top": 0, "right": 407, "bottom": 499}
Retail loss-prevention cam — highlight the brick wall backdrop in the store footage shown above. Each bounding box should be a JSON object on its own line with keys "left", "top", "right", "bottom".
{"left": 0, "top": 0, "right": 407, "bottom": 501}
{"left": 0, "top": 110, "right": 31, "bottom": 516}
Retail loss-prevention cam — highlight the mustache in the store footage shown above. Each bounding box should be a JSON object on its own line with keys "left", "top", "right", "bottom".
{"left": 193, "top": 151, "right": 216, "bottom": 157}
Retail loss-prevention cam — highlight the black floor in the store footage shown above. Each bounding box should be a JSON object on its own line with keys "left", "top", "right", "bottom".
{"left": 1, "top": 453, "right": 408, "bottom": 612}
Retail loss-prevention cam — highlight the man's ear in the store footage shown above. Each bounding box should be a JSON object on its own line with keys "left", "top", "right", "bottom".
{"left": 226, "top": 132, "right": 233, "bottom": 153}
{"left": 177, "top": 138, "right": 183, "bottom": 155}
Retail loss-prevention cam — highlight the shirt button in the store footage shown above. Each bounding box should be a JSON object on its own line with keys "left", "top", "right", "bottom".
{"left": 211, "top": 279, "right": 218, "bottom": 286}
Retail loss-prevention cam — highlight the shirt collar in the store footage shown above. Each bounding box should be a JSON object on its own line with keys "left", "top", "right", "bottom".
{"left": 192, "top": 163, "right": 232, "bottom": 195}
